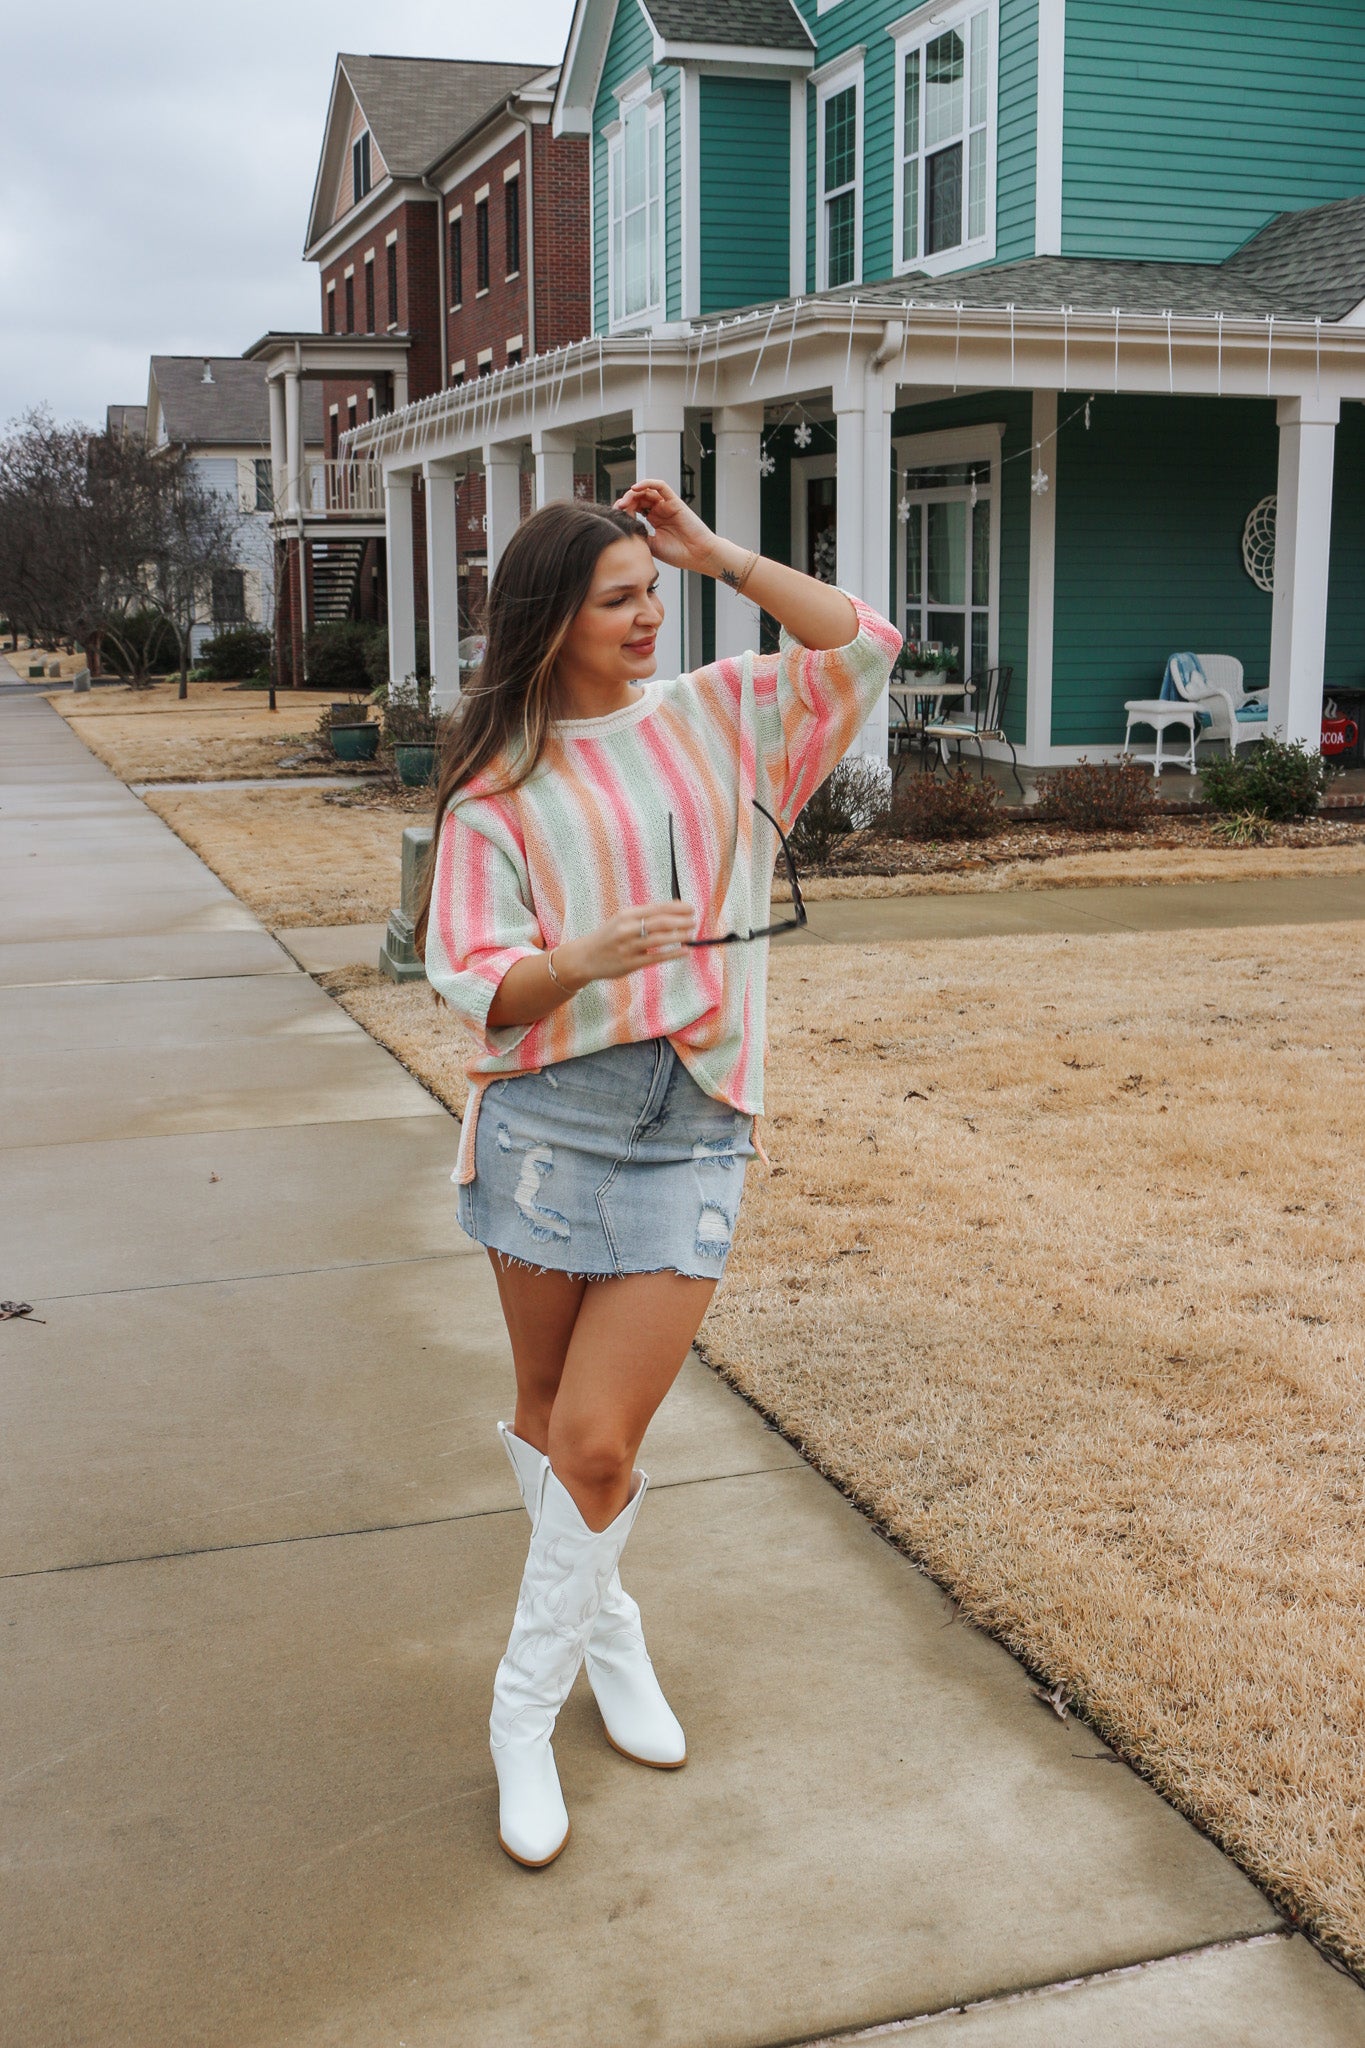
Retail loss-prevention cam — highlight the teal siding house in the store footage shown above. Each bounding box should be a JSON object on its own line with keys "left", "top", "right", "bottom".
{"left": 355, "top": 0, "right": 1365, "bottom": 768}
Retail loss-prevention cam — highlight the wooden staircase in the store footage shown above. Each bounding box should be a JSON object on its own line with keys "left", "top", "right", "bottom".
{"left": 310, "top": 540, "right": 366, "bottom": 625}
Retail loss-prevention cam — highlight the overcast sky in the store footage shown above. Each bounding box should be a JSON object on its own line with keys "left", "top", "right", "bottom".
{"left": 2, "top": 0, "right": 576, "bottom": 429}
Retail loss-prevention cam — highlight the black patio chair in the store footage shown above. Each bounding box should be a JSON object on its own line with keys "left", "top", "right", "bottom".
{"left": 922, "top": 665, "right": 1022, "bottom": 795}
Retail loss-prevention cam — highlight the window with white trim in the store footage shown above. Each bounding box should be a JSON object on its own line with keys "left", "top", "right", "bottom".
{"left": 894, "top": 435, "right": 999, "bottom": 681}
{"left": 895, "top": 2, "right": 995, "bottom": 272}
{"left": 608, "top": 87, "right": 664, "bottom": 327}
{"left": 816, "top": 58, "right": 863, "bottom": 291}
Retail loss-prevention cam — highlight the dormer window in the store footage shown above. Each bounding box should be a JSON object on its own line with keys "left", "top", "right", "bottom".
{"left": 352, "top": 130, "right": 372, "bottom": 206}
{"left": 606, "top": 80, "right": 663, "bottom": 328}
{"left": 894, "top": 1, "right": 996, "bottom": 272}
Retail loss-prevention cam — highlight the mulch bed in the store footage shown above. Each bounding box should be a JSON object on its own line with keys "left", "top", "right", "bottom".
{"left": 811, "top": 814, "right": 1365, "bottom": 880}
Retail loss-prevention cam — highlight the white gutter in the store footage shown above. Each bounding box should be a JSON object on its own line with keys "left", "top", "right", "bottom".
{"left": 420, "top": 171, "right": 449, "bottom": 389}
{"left": 504, "top": 97, "right": 537, "bottom": 357}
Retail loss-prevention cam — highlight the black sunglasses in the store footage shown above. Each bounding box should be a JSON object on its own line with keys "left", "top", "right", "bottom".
{"left": 668, "top": 798, "right": 808, "bottom": 946}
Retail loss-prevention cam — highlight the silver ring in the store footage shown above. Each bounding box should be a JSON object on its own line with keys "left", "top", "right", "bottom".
{"left": 639, "top": 918, "right": 648, "bottom": 941}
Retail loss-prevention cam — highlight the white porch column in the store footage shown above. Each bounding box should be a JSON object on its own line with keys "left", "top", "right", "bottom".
{"left": 384, "top": 469, "right": 418, "bottom": 686}
{"left": 267, "top": 376, "right": 286, "bottom": 512}
{"left": 392, "top": 366, "right": 409, "bottom": 413}
{"left": 1269, "top": 394, "right": 1339, "bottom": 749}
{"left": 634, "top": 395, "right": 686, "bottom": 679}
{"left": 283, "top": 369, "right": 302, "bottom": 518}
{"left": 484, "top": 443, "right": 523, "bottom": 580}
{"left": 856, "top": 362, "right": 896, "bottom": 760}
{"left": 1025, "top": 390, "right": 1058, "bottom": 764}
{"left": 532, "top": 428, "right": 577, "bottom": 508}
{"left": 713, "top": 402, "right": 764, "bottom": 657}
{"left": 424, "top": 462, "right": 461, "bottom": 713}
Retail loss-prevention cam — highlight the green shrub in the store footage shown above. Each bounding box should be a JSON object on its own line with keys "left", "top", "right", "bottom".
{"left": 102, "top": 609, "right": 179, "bottom": 680}
{"left": 361, "top": 621, "right": 429, "bottom": 689}
{"left": 197, "top": 625, "right": 272, "bottom": 682}
{"left": 788, "top": 755, "right": 891, "bottom": 866}
{"left": 304, "top": 621, "right": 376, "bottom": 695}
{"left": 1199, "top": 736, "right": 1329, "bottom": 820}
{"left": 1036, "top": 756, "right": 1155, "bottom": 831}
{"left": 887, "top": 768, "right": 1001, "bottom": 841}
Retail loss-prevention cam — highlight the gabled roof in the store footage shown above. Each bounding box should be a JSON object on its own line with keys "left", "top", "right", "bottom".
{"left": 555, "top": 0, "right": 812, "bottom": 134}
{"left": 305, "top": 55, "right": 547, "bottom": 253}
{"left": 146, "top": 358, "right": 324, "bottom": 450}
{"left": 642, "top": 0, "right": 813, "bottom": 49}
{"left": 105, "top": 404, "right": 146, "bottom": 444}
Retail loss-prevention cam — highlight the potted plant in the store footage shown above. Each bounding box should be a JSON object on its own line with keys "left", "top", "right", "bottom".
{"left": 896, "top": 641, "right": 961, "bottom": 682}
{"left": 318, "top": 695, "right": 379, "bottom": 761}
{"left": 381, "top": 675, "right": 442, "bottom": 785}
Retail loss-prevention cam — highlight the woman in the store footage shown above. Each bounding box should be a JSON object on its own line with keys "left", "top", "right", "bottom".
{"left": 416, "top": 480, "right": 900, "bottom": 1867}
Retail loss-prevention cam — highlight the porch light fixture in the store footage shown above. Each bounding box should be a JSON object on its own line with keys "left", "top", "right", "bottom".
{"left": 680, "top": 460, "right": 696, "bottom": 505}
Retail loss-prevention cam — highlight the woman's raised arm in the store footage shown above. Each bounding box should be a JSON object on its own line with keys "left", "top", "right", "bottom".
{"left": 613, "top": 479, "right": 858, "bottom": 652}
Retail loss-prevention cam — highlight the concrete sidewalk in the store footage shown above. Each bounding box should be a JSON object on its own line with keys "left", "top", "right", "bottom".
{"left": 4, "top": 686, "right": 1363, "bottom": 2048}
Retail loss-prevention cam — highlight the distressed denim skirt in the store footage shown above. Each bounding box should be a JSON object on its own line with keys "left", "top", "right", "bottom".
{"left": 457, "top": 1037, "right": 755, "bottom": 1281}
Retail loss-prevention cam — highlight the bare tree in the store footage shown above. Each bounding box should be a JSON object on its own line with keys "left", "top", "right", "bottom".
{"left": 141, "top": 454, "right": 243, "bottom": 699}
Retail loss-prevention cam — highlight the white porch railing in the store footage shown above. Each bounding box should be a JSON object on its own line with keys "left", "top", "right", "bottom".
{"left": 305, "top": 460, "right": 384, "bottom": 517}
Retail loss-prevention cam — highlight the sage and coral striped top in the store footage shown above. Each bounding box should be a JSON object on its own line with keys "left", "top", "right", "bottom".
{"left": 426, "top": 596, "right": 901, "bottom": 1182}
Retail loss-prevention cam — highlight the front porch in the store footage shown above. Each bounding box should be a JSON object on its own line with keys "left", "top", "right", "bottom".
{"left": 345, "top": 295, "right": 1365, "bottom": 764}
{"left": 244, "top": 331, "right": 413, "bottom": 683}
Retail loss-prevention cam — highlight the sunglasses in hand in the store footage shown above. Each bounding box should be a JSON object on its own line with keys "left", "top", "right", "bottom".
{"left": 668, "top": 798, "right": 808, "bottom": 947}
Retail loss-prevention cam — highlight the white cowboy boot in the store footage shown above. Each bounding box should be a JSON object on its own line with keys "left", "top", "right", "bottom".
{"left": 499, "top": 1423, "right": 687, "bottom": 1770}
{"left": 489, "top": 1446, "right": 645, "bottom": 1867}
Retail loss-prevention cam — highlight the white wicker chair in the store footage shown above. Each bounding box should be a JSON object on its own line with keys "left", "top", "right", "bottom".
{"left": 1168, "top": 654, "right": 1269, "bottom": 756}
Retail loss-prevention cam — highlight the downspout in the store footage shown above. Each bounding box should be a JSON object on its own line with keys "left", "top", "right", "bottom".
{"left": 420, "top": 168, "right": 450, "bottom": 387}
{"left": 504, "top": 96, "right": 536, "bottom": 356}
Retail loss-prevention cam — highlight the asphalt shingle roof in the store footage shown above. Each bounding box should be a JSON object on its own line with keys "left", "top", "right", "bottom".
{"left": 151, "top": 359, "right": 323, "bottom": 449}
{"left": 339, "top": 55, "right": 547, "bottom": 177}
{"left": 642, "top": 0, "right": 812, "bottom": 48}
{"left": 809, "top": 196, "right": 1365, "bottom": 324}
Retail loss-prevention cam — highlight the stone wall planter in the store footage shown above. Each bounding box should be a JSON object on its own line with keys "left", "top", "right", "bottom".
{"left": 329, "top": 722, "right": 379, "bottom": 761}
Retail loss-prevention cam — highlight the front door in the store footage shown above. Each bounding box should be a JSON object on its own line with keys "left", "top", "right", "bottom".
{"left": 898, "top": 456, "right": 993, "bottom": 681}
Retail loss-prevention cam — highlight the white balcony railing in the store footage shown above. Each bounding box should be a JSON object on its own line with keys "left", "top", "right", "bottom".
{"left": 306, "top": 459, "right": 384, "bottom": 517}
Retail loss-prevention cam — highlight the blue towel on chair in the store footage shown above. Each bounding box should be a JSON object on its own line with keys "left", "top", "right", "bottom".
{"left": 1161, "top": 652, "right": 1213, "bottom": 729}
{"left": 1160, "top": 653, "right": 1206, "bottom": 702}
{"left": 1235, "top": 700, "right": 1269, "bottom": 723}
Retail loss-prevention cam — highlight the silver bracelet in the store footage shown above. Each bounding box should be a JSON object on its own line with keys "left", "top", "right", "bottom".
{"left": 546, "top": 946, "right": 567, "bottom": 990}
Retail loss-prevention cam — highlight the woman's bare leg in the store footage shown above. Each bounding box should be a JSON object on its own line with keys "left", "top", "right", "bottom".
{"left": 489, "top": 1258, "right": 717, "bottom": 1530}
{"left": 488, "top": 1254, "right": 587, "bottom": 1453}
{"left": 548, "top": 1272, "right": 717, "bottom": 1530}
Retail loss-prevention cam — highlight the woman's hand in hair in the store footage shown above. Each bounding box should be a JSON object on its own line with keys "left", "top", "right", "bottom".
{"left": 613, "top": 479, "right": 717, "bottom": 574}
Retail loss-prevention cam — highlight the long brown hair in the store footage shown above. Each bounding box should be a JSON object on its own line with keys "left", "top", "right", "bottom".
{"left": 413, "top": 499, "right": 643, "bottom": 953}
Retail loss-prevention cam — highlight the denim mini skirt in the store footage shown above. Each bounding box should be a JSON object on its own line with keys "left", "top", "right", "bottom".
{"left": 457, "top": 1037, "right": 755, "bottom": 1281}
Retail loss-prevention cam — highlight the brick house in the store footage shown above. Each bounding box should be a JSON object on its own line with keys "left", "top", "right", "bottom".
{"left": 424, "top": 66, "right": 593, "bottom": 622}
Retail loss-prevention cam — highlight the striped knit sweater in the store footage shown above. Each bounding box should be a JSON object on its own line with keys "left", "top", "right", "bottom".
{"left": 426, "top": 596, "right": 902, "bottom": 1181}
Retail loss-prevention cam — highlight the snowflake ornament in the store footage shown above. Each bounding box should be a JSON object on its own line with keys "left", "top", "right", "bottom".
{"left": 1031, "top": 466, "right": 1050, "bottom": 496}
{"left": 897, "top": 496, "right": 912, "bottom": 525}
{"left": 758, "top": 449, "right": 777, "bottom": 477}
{"left": 793, "top": 421, "right": 813, "bottom": 449}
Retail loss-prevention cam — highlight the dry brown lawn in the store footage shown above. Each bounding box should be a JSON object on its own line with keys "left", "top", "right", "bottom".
{"left": 142, "top": 788, "right": 407, "bottom": 926}
{"left": 319, "top": 924, "right": 1365, "bottom": 1974}
{"left": 792, "top": 838, "right": 1365, "bottom": 898}
{"left": 51, "top": 682, "right": 354, "bottom": 782}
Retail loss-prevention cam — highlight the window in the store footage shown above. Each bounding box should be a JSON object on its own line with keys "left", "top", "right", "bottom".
{"left": 212, "top": 569, "right": 246, "bottom": 623}
{"left": 364, "top": 256, "right": 375, "bottom": 332}
{"left": 477, "top": 349, "right": 493, "bottom": 376}
{"left": 816, "top": 59, "right": 862, "bottom": 290}
{"left": 895, "top": 4, "right": 994, "bottom": 271}
{"left": 253, "top": 458, "right": 272, "bottom": 512}
{"left": 329, "top": 409, "right": 340, "bottom": 459}
{"left": 386, "top": 240, "right": 398, "bottom": 324}
{"left": 475, "top": 198, "right": 490, "bottom": 293}
{"left": 607, "top": 92, "right": 663, "bottom": 327}
{"left": 506, "top": 345, "right": 523, "bottom": 367}
{"left": 449, "top": 213, "right": 463, "bottom": 306}
{"left": 346, "top": 397, "right": 357, "bottom": 439}
{"left": 352, "top": 131, "right": 371, "bottom": 206}
{"left": 326, "top": 283, "right": 336, "bottom": 334}
{"left": 505, "top": 174, "right": 521, "bottom": 276}
{"left": 344, "top": 271, "right": 354, "bottom": 332}
{"left": 366, "top": 388, "right": 376, "bottom": 421}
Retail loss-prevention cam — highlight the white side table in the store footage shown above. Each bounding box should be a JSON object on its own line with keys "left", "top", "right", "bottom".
{"left": 1122, "top": 699, "right": 1200, "bottom": 777}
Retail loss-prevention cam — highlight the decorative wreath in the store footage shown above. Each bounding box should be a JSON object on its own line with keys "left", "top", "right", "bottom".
{"left": 1242, "top": 494, "right": 1277, "bottom": 593}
